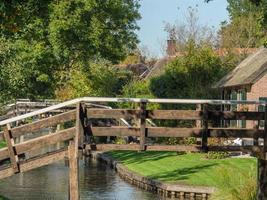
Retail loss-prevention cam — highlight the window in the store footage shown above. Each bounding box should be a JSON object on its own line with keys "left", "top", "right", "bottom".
{"left": 259, "top": 97, "right": 267, "bottom": 128}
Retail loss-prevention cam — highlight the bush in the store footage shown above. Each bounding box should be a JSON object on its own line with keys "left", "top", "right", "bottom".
{"left": 211, "top": 167, "right": 256, "bottom": 200}
{"left": 114, "top": 136, "right": 127, "bottom": 145}
{"left": 205, "top": 151, "right": 230, "bottom": 159}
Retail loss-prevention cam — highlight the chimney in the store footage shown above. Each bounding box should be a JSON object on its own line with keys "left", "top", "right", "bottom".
{"left": 166, "top": 39, "right": 177, "bottom": 56}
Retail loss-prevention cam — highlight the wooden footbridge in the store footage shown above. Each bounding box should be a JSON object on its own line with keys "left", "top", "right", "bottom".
{"left": 0, "top": 97, "right": 266, "bottom": 200}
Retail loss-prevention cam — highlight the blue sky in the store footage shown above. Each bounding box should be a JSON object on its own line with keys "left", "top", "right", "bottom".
{"left": 137, "top": 0, "right": 229, "bottom": 57}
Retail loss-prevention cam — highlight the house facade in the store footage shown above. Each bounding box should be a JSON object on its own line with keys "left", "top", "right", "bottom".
{"left": 214, "top": 48, "right": 267, "bottom": 128}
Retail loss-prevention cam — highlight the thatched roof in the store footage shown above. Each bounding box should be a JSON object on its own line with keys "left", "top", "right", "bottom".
{"left": 145, "top": 57, "right": 173, "bottom": 79}
{"left": 214, "top": 48, "right": 267, "bottom": 89}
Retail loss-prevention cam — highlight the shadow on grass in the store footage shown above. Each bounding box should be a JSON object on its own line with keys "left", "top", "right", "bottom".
{"left": 147, "top": 163, "right": 218, "bottom": 182}
{"left": 106, "top": 151, "right": 177, "bottom": 165}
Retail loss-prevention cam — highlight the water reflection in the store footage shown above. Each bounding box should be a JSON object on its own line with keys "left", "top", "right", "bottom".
{"left": 0, "top": 157, "right": 160, "bottom": 200}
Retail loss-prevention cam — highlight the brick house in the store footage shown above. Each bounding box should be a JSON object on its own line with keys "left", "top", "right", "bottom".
{"left": 214, "top": 48, "right": 267, "bottom": 128}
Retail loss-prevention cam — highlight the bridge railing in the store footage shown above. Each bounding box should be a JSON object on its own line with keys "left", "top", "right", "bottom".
{"left": 0, "top": 97, "right": 266, "bottom": 200}
{"left": 0, "top": 97, "right": 266, "bottom": 154}
{"left": 82, "top": 99, "right": 266, "bottom": 157}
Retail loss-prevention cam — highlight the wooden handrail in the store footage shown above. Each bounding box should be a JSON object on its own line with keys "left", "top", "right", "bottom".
{"left": 0, "top": 97, "right": 265, "bottom": 126}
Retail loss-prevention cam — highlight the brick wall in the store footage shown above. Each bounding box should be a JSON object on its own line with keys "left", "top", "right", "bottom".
{"left": 246, "top": 73, "right": 267, "bottom": 128}
{"left": 247, "top": 73, "right": 267, "bottom": 106}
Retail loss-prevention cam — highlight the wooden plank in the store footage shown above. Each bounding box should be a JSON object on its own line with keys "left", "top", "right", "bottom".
{"left": 140, "top": 102, "right": 147, "bottom": 151}
{"left": 208, "top": 111, "right": 264, "bottom": 120}
{"left": 91, "top": 127, "right": 140, "bottom": 136}
{"left": 20, "top": 149, "right": 68, "bottom": 172}
{"left": 87, "top": 144, "right": 140, "bottom": 151}
{"left": 11, "top": 110, "right": 76, "bottom": 138}
{"left": 0, "top": 149, "right": 68, "bottom": 180}
{"left": 209, "top": 128, "right": 263, "bottom": 138}
{"left": 0, "top": 167, "right": 14, "bottom": 179}
{"left": 146, "top": 145, "right": 202, "bottom": 152}
{"left": 0, "top": 147, "right": 9, "bottom": 161}
{"left": 15, "top": 127, "right": 75, "bottom": 155}
{"left": 68, "top": 140, "right": 79, "bottom": 200}
{"left": 0, "top": 97, "right": 264, "bottom": 127}
{"left": 147, "top": 110, "right": 202, "bottom": 120}
{"left": 3, "top": 124, "right": 19, "bottom": 173}
{"left": 86, "top": 109, "right": 140, "bottom": 119}
{"left": 147, "top": 127, "right": 203, "bottom": 137}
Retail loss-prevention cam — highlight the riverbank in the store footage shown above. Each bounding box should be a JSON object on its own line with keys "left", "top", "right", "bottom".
{"left": 91, "top": 151, "right": 257, "bottom": 199}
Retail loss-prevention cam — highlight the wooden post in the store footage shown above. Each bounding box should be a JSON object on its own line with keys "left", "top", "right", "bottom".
{"left": 68, "top": 140, "right": 79, "bottom": 200}
{"left": 196, "top": 104, "right": 201, "bottom": 128}
{"left": 257, "top": 102, "right": 267, "bottom": 199}
{"left": 202, "top": 104, "right": 208, "bottom": 152}
{"left": 3, "top": 123, "right": 19, "bottom": 173}
{"left": 139, "top": 101, "right": 147, "bottom": 151}
{"left": 68, "top": 103, "right": 81, "bottom": 200}
{"left": 76, "top": 103, "right": 84, "bottom": 147}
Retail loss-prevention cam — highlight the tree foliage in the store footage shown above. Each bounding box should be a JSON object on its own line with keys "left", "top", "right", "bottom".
{"left": 0, "top": 0, "right": 140, "bottom": 101}
{"left": 150, "top": 43, "right": 231, "bottom": 99}
{"left": 219, "top": 0, "right": 267, "bottom": 48}
{"left": 56, "top": 59, "right": 133, "bottom": 100}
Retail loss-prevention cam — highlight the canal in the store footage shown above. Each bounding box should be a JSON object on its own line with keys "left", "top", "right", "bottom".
{"left": 0, "top": 157, "right": 160, "bottom": 200}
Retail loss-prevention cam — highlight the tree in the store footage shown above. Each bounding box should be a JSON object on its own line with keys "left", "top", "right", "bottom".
{"left": 219, "top": 0, "right": 267, "bottom": 48}
{"left": 0, "top": 0, "right": 140, "bottom": 101}
{"left": 205, "top": 0, "right": 262, "bottom": 5}
{"left": 56, "top": 59, "right": 133, "bottom": 100}
{"left": 150, "top": 43, "right": 230, "bottom": 100}
{"left": 219, "top": 13, "right": 266, "bottom": 48}
{"left": 164, "top": 7, "right": 217, "bottom": 51}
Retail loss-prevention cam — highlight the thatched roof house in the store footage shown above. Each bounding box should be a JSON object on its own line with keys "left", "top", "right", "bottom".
{"left": 214, "top": 48, "right": 267, "bottom": 89}
{"left": 214, "top": 48, "right": 267, "bottom": 128}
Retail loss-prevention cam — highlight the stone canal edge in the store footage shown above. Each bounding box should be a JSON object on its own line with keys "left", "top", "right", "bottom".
{"left": 90, "top": 152, "right": 216, "bottom": 200}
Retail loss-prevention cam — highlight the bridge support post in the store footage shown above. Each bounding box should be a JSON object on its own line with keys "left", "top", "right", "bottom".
{"left": 139, "top": 100, "right": 147, "bottom": 151}
{"left": 68, "top": 103, "right": 82, "bottom": 200}
{"left": 257, "top": 103, "right": 267, "bottom": 200}
{"left": 68, "top": 140, "right": 79, "bottom": 200}
{"left": 4, "top": 123, "right": 19, "bottom": 173}
{"left": 202, "top": 104, "right": 208, "bottom": 152}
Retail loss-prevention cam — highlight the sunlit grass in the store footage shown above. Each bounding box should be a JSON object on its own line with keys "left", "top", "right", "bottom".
{"left": 107, "top": 151, "right": 256, "bottom": 188}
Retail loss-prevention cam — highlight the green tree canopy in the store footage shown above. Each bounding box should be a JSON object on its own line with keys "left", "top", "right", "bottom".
{"left": 0, "top": 0, "right": 140, "bottom": 101}
{"left": 150, "top": 43, "right": 230, "bottom": 99}
{"left": 212, "top": 0, "right": 267, "bottom": 48}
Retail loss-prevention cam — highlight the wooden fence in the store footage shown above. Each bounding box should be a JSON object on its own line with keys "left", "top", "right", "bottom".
{"left": 0, "top": 97, "right": 266, "bottom": 200}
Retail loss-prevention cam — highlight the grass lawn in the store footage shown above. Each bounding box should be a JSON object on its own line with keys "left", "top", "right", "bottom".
{"left": 107, "top": 151, "right": 257, "bottom": 188}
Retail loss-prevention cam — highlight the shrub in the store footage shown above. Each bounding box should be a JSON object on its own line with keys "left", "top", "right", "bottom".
{"left": 114, "top": 136, "right": 127, "bottom": 145}
{"left": 205, "top": 151, "right": 230, "bottom": 159}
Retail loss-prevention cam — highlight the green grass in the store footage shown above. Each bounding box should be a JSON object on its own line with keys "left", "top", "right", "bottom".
{"left": 107, "top": 151, "right": 257, "bottom": 188}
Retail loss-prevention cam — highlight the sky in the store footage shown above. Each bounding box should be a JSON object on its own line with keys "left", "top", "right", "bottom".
{"left": 137, "top": 0, "right": 229, "bottom": 57}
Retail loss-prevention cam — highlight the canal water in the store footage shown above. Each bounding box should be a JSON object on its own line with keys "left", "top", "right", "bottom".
{"left": 0, "top": 157, "right": 160, "bottom": 200}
